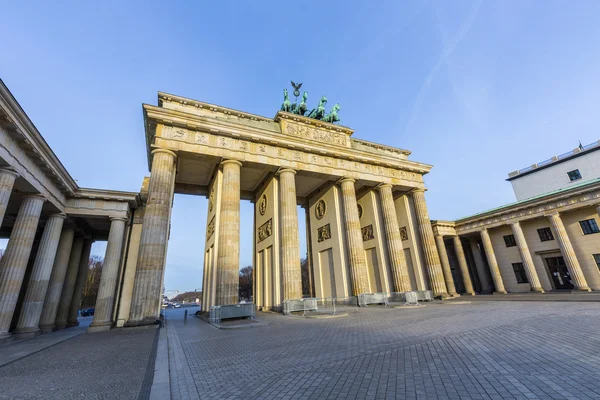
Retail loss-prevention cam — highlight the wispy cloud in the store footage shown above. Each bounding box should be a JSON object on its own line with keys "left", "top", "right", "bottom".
{"left": 402, "top": 0, "right": 482, "bottom": 139}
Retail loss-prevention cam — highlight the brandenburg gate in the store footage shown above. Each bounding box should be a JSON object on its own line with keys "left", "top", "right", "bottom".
{"left": 124, "top": 90, "right": 449, "bottom": 321}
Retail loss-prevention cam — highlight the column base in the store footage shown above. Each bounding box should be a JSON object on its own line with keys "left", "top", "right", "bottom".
{"left": 67, "top": 320, "right": 79, "bottom": 328}
{"left": 54, "top": 323, "right": 67, "bottom": 331}
{"left": 573, "top": 287, "right": 592, "bottom": 292}
{"left": 464, "top": 292, "right": 476, "bottom": 296}
{"left": 0, "top": 332, "right": 12, "bottom": 341}
{"left": 87, "top": 322, "right": 114, "bottom": 333}
{"left": 39, "top": 324, "right": 55, "bottom": 334}
{"left": 11, "top": 327, "right": 41, "bottom": 339}
{"left": 493, "top": 291, "right": 508, "bottom": 295}
{"left": 124, "top": 317, "right": 161, "bottom": 328}
{"left": 531, "top": 288, "right": 545, "bottom": 293}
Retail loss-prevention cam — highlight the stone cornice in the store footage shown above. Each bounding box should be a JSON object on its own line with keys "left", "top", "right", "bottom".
{"left": 431, "top": 220, "right": 457, "bottom": 237}
{"left": 0, "top": 79, "right": 78, "bottom": 196}
{"left": 72, "top": 188, "right": 141, "bottom": 209}
{"left": 454, "top": 180, "right": 600, "bottom": 234}
{"left": 144, "top": 104, "right": 432, "bottom": 175}
{"left": 274, "top": 111, "right": 354, "bottom": 136}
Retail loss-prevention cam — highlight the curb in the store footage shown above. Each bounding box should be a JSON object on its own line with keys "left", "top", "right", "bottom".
{"left": 148, "top": 323, "right": 170, "bottom": 400}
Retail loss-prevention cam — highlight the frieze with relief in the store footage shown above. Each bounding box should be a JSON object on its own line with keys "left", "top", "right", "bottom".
{"left": 317, "top": 224, "right": 331, "bottom": 243}
{"left": 206, "top": 216, "right": 215, "bottom": 241}
{"left": 159, "top": 126, "right": 424, "bottom": 183}
{"left": 258, "top": 219, "right": 273, "bottom": 243}
{"left": 361, "top": 225, "right": 374, "bottom": 241}
{"left": 284, "top": 121, "right": 347, "bottom": 147}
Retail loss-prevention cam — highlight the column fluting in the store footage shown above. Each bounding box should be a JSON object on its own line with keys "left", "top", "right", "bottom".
{"left": 13, "top": 213, "right": 66, "bottom": 336}
{"left": 377, "top": 184, "right": 411, "bottom": 292}
{"left": 511, "top": 221, "right": 544, "bottom": 292}
{"left": 339, "top": 178, "right": 370, "bottom": 295}
{"left": 216, "top": 160, "right": 242, "bottom": 305}
{"left": 127, "top": 149, "right": 177, "bottom": 326}
{"left": 411, "top": 189, "right": 448, "bottom": 297}
{"left": 67, "top": 239, "right": 94, "bottom": 327}
{"left": 548, "top": 213, "right": 590, "bottom": 291}
{"left": 89, "top": 218, "right": 127, "bottom": 330}
{"left": 434, "top": 235, "right": 457, "bottom": 296}
{"left": 0, "top": 194, "right": 45, "bottom": 338}
{"left": 54, "top": 236, "right": 84, "bottom": 329}
{"left": 452, "top": 236, "right": 475, "bottom": 295}
{"left": 278, "top": 169, "right": 302, "bottom": 300}
{"left": 0, "top": 168, "right": 19, "bottom": 229}
{"left": 39, "top": 228, "right": 75, "bottom": 332}
{"left": 479, "top": 229, "right": 507, "bottom": 294}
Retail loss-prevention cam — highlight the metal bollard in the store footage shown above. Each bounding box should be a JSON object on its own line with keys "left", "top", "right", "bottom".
{"left": 184, "top": 309, "right": 188, "bottom": 323}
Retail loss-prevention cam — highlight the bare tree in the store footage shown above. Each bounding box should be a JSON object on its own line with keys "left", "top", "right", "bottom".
{"left": 81, "top": 255, "right": 103, "bottom": 309}
{"left": 301, "top": 257, "right": 311, "bottom": 296}
{"left": 239, "top": 265, "right": 253, "bottom": 301}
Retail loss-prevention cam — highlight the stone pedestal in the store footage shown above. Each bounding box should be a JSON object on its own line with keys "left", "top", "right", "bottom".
{"left": 434, "top": 235, "right": 457, "bottom": 296}
{"left": 452, "top": 236, "right": 475, "bottom": 295}
{"left": 89, "top": 218, "right": 127, "bottom": 332}
{"left": 67, "top": 239, "right": 94, "bottom": 327}
{"left": 127, "top": 149, "right": 177, "bottom": 326}
{"left": 0, "top": 168, "right": 18, "bottom": 229}
{"left": 54, "top": 236, "right": 84, "bottom": 330}
{"left": 0, "top": 195, "right": 45, "bottom": 338}
{"left": 548, "top": 213, "right": 590, "bottom": 291}
{"left": 278, "top": 169, "right": 302, "bottom": 300}
{"left": 511, "top": 221, "right": 544, "bottom": 292}
{"left": 13, "top": 213, "right": 66, "bottom": 337}
{"left": 378, "top": 184, "right": 411, "bottom": 292}
{"left": 39, "top": 227, "right": 75, "bottom": 333}
{"left": 339, "top": 178, "right": 370, "bottom": 295}
{"left": 479, "top": 229, "right": 507, "bottom": 294}
{"left": 411, "top": 189, "right": 448, "bottom": 297}
{"left": 216, "top": 160, "right": 242, "bottom": 305}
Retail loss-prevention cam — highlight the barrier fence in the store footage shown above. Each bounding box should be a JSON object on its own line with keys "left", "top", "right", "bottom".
{"left": 283, "top": 297, "right": 359, "bottom": 316}
{"left": 209, "top": 304, "right": 255, "bottom": 324}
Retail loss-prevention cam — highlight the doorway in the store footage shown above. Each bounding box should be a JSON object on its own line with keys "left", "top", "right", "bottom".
{"left": 545, "top": 256, "right": 573, "bottom": 290}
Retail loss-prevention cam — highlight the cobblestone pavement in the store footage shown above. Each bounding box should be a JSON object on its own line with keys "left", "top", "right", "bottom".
{"left": 0, "top": 323, "right": 158, "bottom": 399}
{"left": 165, "top": 302, "right": 600, "bottom": 400}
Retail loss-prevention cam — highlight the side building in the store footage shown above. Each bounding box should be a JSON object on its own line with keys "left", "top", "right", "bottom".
{"left": 433, "top": 141, "right": 600, "bottom": 294}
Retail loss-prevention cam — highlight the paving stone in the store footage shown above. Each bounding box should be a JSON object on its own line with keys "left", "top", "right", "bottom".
{"left": 164, "top": 302, "right": 600, "bottom": 399}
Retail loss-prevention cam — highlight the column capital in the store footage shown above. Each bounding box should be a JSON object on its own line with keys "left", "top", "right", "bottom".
{"left": 0, "top": 168, "right": 20, "bottom": 179}
{"left": 220, "top": 159, "right": 243, "bottom": 168}
{"left": 411, "top": 188, "right": 426, "bottom": 194}
{"left": 48, "top": 213, "right": 67, "bottom": 220}
{"left": 277, "top": 168, "right": 296, "bottom": 176}
{"left": 375, "top": 183, "right": 393, "bottom": 191}
{"left": 110, "top": 216, "right": 129, "bottom": 223}
{"left": 337, "top": 177, "right": 355, "bottom": 185}
{"left": 22, "top": 194, "right": 46, "bottom": 202}
{"left": 151, "top": 148, "right": 178, "bottom": 159}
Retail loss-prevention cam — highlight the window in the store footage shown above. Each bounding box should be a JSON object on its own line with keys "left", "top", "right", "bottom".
{"left": 567, "top": 169, "right": 582, "bottom": 181}
{"left": 537, "top": 227, "right": 554, "bottom": 242}
{"left": 594, "top": 254, "right": 600, "bottom": 271}
{"left": 512, "top": 263, "right": 529, "bottom": 284}
{"left": 579, "top": 219, "right": 600, "bottom": 235}
{"left": 503, "top": 234, "right": 517, "bottom": 247}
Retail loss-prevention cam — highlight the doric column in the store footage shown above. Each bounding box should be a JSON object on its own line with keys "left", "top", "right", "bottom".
{"left": 39, "top": 227, "right": 75, "bottom": 332}
{"left": 452, "top": 236, "right": 475, "bottom": 295}
{"left": 511, "top": 221, "right": 544, "bottom": 292}
{"left": 89, "top": 217, "right": 127, "bottom": 332}
{"left": 216, "top": 160, "right": 242, "bottom": 305}
{"left": 469, "top": 238, "right": 492, "bottom": 293}
{"left": 548, "top": 213, "right": 591, "bottom": 291}
{"left": 479, "top": 229, "right": 507, "bottom": 294}
{"left": 127, "top": 149, "right": 177, "bottom": 326}
{"left": 0, "top": 168, "right": 19, "bottom": 228}
{"left": 339, "top": 178, "right": 370, "bottom": 295}
{"left": 377, "top": 184, "right": 411, "bottom": 292}
{"left": 434, "top": 235, "right": 457, "bottom": 296}
{"left": 278, "top": 169, "right": 302, "bottom": 300}
{"left": 13, "top": 213, "right": 66, "bottom": 337}
{"left": 0, "top": 194, "right": 45, "bottom": 338}
{"left": 54, "top": 236, "right": 85, "bottom": 329}
{"left": 67, "top": 239, "right": 94, "bottom": 327}
{"left": 411, "top": 189, "right": 448, "bottom": 297}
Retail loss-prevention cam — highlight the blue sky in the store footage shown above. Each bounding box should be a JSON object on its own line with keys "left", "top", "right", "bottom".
{"left": 1, "top": 1, "right": 600, "bottom": 292}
